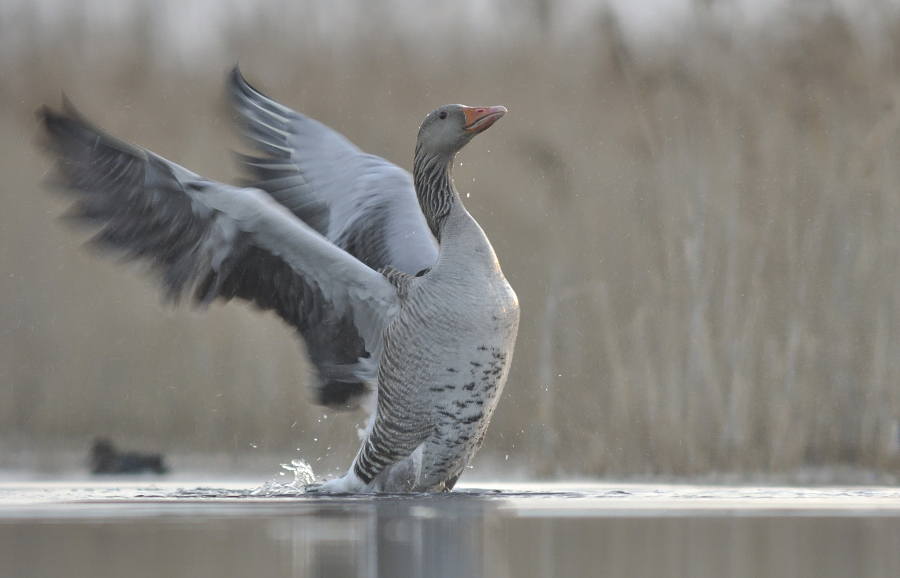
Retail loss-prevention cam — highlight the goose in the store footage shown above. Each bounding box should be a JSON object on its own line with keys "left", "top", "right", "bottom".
{"left": 38, "top": 67, "right": 520, "bottom": 493}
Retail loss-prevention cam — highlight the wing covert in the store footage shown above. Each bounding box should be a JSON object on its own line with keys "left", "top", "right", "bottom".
{"left": 39, "top": 101, "right": 399, "bottom": 407}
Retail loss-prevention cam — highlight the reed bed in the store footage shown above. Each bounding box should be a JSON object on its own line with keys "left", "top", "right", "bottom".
{"left": 2, "top": 3, "right": 900, "bottom": 480}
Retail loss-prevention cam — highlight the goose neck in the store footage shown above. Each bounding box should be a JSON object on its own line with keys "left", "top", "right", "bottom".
{"left": 413, "top": 146, "right": 458, "bottom": 241}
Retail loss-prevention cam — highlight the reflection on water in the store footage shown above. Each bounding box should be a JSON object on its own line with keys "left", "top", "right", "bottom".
{"left": 2, "top": 483, "right": 900, "bottom": 577}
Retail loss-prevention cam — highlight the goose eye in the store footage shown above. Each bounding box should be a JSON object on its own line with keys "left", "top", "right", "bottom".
{"left": 439, "top": 111, "right": 448, "bottom": 120}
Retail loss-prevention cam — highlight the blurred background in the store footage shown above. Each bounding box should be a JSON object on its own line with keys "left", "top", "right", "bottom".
{"left": 3, "top": 0, "right": 900, "bottom": 483}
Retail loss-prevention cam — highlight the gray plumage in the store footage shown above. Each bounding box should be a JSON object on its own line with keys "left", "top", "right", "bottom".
{"left": 38, "top": 67, "right": 519, "bottom": 492}
{"left": 229, "top": 69, "right": 438, "bottom": 408}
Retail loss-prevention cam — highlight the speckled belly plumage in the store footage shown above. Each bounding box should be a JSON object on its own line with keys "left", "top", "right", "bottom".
{"left": 354, "top": 269, "right": 520, "bottom": 492}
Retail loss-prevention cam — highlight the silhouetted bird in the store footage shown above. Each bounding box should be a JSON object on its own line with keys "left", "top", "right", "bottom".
{"left": 90, "top": 438, "right": 168, "bottom": 475}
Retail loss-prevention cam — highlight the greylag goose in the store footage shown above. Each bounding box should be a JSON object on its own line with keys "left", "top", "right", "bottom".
{"left": 38, "top": 67, "right": 519, "bottom": 492}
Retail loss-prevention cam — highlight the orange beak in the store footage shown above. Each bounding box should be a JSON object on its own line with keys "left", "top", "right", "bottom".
{"left": 462, "top": 105, "right": 507, "bottom": 134}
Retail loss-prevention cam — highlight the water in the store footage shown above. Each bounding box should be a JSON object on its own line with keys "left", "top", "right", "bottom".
{"left": 2, "top": 480, "right": 900, "bottom": 578}
{"left": 253, "top": 459, "right": 318, "bottom": 496}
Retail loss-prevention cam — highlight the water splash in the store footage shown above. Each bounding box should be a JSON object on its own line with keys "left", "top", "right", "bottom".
{"left": 251, "top": 459, "right": 317, "bottom": 496}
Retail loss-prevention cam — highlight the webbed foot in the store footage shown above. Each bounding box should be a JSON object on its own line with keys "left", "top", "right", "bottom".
{"left": 304, "top": 471, "right": 366, "bottom": 494}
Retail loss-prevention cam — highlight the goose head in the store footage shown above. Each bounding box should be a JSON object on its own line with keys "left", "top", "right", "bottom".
{"left": 416, "top": 104, "right": 506, "bottom": 159}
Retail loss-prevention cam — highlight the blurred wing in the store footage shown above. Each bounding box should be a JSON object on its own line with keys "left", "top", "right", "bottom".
{"left": 228, "top": 66, "right": 438, "bottom": 276}
{"left": 39, "top": 101, "right": 400, "bottom": 407}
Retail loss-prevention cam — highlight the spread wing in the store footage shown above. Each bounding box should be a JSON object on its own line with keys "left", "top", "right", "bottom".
{"left": 228, "top": 66, "right": 438, "bottom": 276}
{"left": 39, "top": 101, "right": 399, "bottom": 408}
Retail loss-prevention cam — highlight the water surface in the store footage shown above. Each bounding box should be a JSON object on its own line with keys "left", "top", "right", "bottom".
{"left": 2, "top": 481, "right": 900, "bottom": 577}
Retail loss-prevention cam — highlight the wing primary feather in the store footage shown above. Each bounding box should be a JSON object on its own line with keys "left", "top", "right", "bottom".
{"left": 39, "top": 101, "right": 398, "bottom": 410}
{"left": 228, "top": 66, "right": 439, "bottom": 281}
